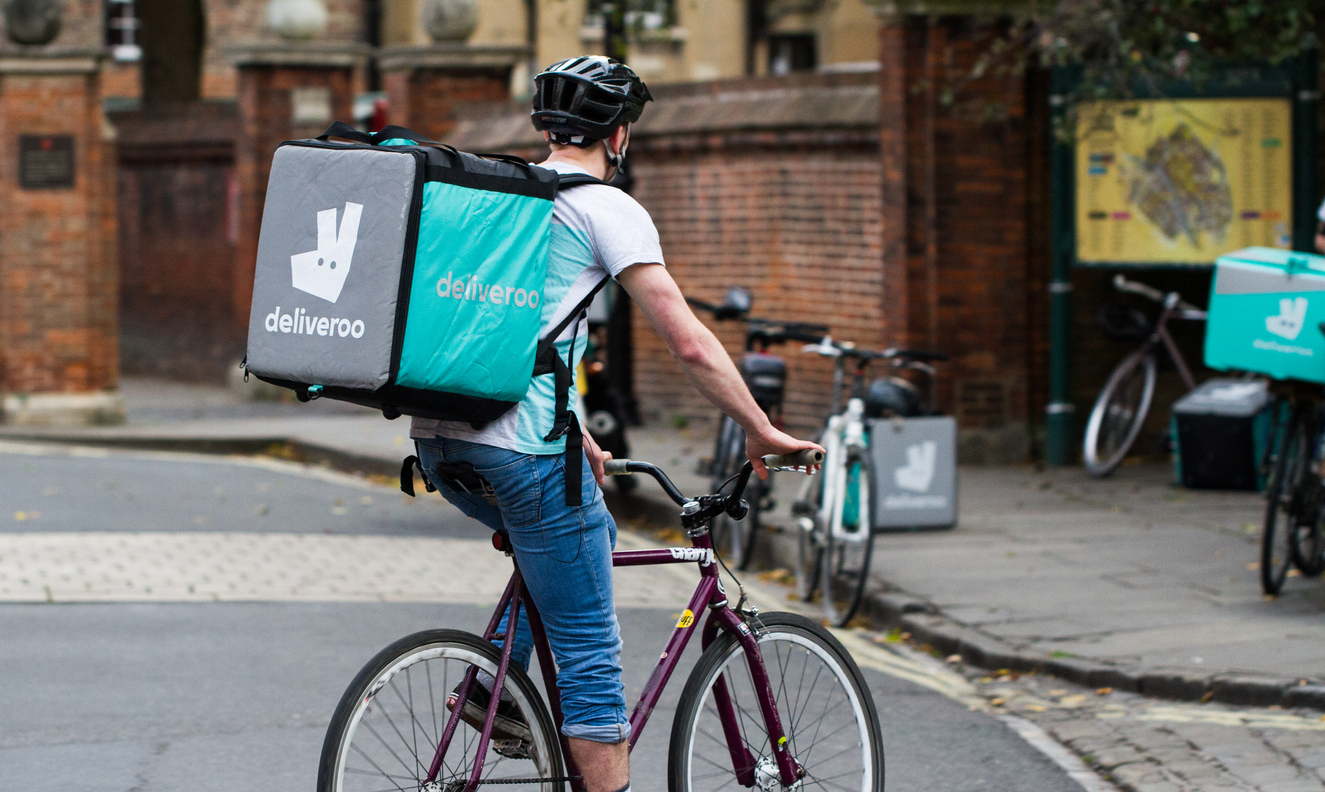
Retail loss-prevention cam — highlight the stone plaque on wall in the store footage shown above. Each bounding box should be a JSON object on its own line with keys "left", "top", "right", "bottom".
{"left": 18, "top": 134, "right": 75, "bottom": 189}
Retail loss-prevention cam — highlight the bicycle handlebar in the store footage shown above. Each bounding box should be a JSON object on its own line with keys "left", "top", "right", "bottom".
{"left": 604, "top": 451, "right": 823, "bottom": 507}
{"left": 803, "top": 338, "right": 948, "bottom": 363}
{"left": 686, "top": 297, "right": 830, "bottom": 343}
{"left": 1114, "top": 274, "right": 1202, "bottom": 313}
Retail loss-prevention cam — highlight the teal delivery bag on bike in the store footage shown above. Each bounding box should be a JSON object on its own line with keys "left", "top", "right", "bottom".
{"left": 1205, "top": 247, "right": 1325, "bottom": 385}
{"left": 244, "top": 122, "right": 600, "bottom": 424}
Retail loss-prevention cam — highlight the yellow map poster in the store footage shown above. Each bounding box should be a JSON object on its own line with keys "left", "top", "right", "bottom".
{"left": 1075, "top": 98, "right": 1293, "bottom": 265}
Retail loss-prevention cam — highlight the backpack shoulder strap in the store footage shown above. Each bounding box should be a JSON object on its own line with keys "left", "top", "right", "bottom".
{"left": 555, "top": 172, "right": 614, "bottom": 191}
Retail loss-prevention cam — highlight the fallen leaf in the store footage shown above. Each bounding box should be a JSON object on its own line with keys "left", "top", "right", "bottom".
{"left": 1059, "top": 694, "right": 1087, "bottom": 706}
{"left": 1247, "top": 562, "right": 1260, "bottom": 570}
{"left": 1095, "top": 687, "right": 1113, "bottom": 696}
{"left": 1024, "top": 704, "right": 1047, "bottom": 712}
{"left": 332, "top": 506, "right": 348, "bottom": 516}
{"left": 1049, "top": 689, "right": 1068, "bottom": 696}
{"left": 990, "top": 698, "right": 1006, "bottom": 706}
{"left": 254, "top": 504, "right": 269, "bottom": 516}
{"left": 945, "top": 654, "right": 962, "bottom": 664}
{"left": 1287, "top": 569, "right": 1302, "bottom": 578}
{"left": 13, "top": 511, "right": 26, "bottom": 521}
{"left": 360, "top": 496, "right": 374, "bottom": 506}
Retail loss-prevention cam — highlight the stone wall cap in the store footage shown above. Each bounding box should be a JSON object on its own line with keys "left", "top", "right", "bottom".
{"left": 862, "top": 0, "right": 1017, "bottom": 18}
{"left": 0, "top": 48, "right": 104, "bottom": 74}
{"left": 444, "top": 74, "right": 879, "bottom": 152}
{"left": 378, "top": 43, "right": 528, "bottom": 72}
{"left": 227, "top": 41, "right": 371, "bottom": 69}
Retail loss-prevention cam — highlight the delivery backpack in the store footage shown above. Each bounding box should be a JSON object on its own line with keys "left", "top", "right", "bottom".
{"left": 242, "top": 122, "right": 610, "bottom": 504}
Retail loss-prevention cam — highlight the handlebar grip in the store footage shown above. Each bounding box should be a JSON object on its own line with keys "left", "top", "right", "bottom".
{"left": 604, "top": 459, "right": 633, "bottom": 476}
{"left": 762, "top": 450, "right": 825, "bottom": 468}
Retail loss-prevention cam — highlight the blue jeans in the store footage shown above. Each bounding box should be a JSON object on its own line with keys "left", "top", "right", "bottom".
{"left": 415, "top": 436, "right": 629, "bottom": 743}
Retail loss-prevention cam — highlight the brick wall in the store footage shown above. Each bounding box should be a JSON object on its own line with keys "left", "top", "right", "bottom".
{"left": 628, "top": 141, "right": 885, "bottom": 435}
{"left": 382, "top": 66, "right": 512, "bottom": 143}
{"left": 0, "top": 66, "right": 118, "bottom": 395}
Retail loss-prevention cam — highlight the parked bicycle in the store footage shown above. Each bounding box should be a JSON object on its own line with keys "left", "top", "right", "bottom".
{"left": 1260, "top": 381, "right": 1325, "bottom": 595}
{"left": 317, "top": 449, "right": 888, "bottom": 792}
{"left": 1083, "top": 274, "right": 1207, "bottom": 477}
{"left": 794, "top": 338, "right": 947, "bottom": 627}
{"left": 688, "top": 288, "right": 829, "bottom": 569}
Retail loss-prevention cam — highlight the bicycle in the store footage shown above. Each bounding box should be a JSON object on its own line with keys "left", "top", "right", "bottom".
{"left": 1260, "top": 381, "right": 1325, "bottom": 595}
{"left": 687, "top": 288, "right": 829, "bottom": 570}
{"left": 317, "top": 448, "right": 886, "bottom": 792}
{"left": 794, "top": 339, "right": 947, "bottom": 627}
{"left": 1083, "top": 274, "right": 1208, "bottom": 477}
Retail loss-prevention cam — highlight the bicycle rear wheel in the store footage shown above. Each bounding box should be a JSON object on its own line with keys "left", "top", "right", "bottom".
{"left": 668, "top": 611, "right": 884, "bottom": 792}
{"left": 710, "top": 416, "right": 759, "bottom": 570}
{"left": 318, "top": 630, "right": 564, "bottom": 792}
{"left": 1262, "top": 406, "right": 1310, "bottom": 595}
{"left": 822, "top": 450, "right": 874, "bottom": 627}
{"left": 1083, "top": 350, "right": 1157, "bottom": 477}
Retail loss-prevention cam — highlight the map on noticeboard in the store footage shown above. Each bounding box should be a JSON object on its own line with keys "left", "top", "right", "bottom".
{"left": 1075, "top": 98, "right": 1293, "bottom": 265}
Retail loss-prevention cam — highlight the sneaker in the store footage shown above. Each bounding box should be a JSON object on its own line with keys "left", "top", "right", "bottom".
{"left": 446, "top": 681, "right": 533, "bottom": 743}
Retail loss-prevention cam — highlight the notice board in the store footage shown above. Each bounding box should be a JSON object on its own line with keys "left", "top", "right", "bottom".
{"left": 1075, "top": 98, "right": 1293, "bottom": 266}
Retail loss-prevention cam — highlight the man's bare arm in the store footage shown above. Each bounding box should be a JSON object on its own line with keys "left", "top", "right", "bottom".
{"left": 616, "top": 263, "right": 820, "bottom": 478}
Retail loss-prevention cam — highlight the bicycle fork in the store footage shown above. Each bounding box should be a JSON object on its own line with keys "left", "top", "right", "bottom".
{"left": 700, "top": 603, "right": 804, "bottom": 788}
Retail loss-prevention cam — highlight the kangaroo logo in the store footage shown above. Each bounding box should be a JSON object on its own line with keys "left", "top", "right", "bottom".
{"left": 1266, "top": 297, "right": 1308, "bottom": 341}
{"left": 894, "top": 441, "right": 937, "bottom": 493}
{"left": 291, "top": 202, "right": 363, "bottom": 303}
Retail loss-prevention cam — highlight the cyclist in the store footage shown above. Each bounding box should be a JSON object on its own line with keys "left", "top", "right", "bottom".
{"left": 409, "top": 56, "right": 821, "bottom": 792}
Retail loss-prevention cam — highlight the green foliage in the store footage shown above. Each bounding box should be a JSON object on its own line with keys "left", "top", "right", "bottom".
{"left": 973, "top": 0, "right": 1318, "bottom": 98}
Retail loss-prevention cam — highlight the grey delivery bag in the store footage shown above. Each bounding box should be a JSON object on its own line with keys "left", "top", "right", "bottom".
{"left": 243, "top": 123, "right": 604, "bottom": 428}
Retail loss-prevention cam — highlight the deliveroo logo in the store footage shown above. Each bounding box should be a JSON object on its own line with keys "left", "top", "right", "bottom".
{"left": 1266, "top": 297, "right": 1308, "bottom": 341}
{"left": 291, "top": 202, "right": 363, "bottom": 303}
{"left": 894, "top": 441, "right": 937, "bottom": 493}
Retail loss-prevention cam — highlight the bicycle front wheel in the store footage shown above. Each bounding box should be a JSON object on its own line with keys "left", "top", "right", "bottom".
{"left": 823, "top": 450, "right": 875, "bottom": 627}
{"left": 1083, "top": 351, "right": 1157, "bottom": 477}
{"left": 318, "top": 630, "right": 565, "bottom": 792}
{"left": 1263, "top": 407, "right": 1310, "bottom": 595}
{"left": 668, "top": 612, "right": 884, "bottom": 792}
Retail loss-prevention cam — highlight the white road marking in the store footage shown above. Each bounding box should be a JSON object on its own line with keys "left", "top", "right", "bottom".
{"left": 0, "top": 439, "right": 388, "bottom": 491}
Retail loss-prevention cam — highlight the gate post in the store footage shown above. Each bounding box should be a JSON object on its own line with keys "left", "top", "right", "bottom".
{"left": 228, "top": 42, "right": 369, "bottom": 334}
{"left": 0, "top": 49, "right": 122, "bottom": 425}
{"left": 379, "top": 44, "right": 526, "bottom": 144}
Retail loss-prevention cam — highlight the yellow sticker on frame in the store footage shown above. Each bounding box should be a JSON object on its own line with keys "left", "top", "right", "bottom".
{"left": 676, "top": 609, "right": 695, "bottom": 629}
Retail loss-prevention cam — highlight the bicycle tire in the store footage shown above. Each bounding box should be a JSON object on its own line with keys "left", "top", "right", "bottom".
{"left": 667, "top": 611, "right": 885, "bottom": 792}
{"left": 1262, "top": 406, "right": 1309, "bottom": 596}
{"left": 822, "top": 450, "right": 875, "bottom": 627}
{"left": 1294, "top": 518, "right": 1325, "bottom": 577}
{"left": 795, "top": 473, "right": 825, "bottom": 602}
{"left": 710, "top": 416, "right": 760, "bottom": 570}
{"left": 318, "top": 629, "right": 565, "bottom": 792}
{"left": 1083, "top": 351, "right": 1157, "bottom": 477}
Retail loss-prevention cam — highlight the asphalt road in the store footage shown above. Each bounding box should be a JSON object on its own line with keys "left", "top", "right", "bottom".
{"left": 0, "top": 444, "right": 1086, "bottom": 791}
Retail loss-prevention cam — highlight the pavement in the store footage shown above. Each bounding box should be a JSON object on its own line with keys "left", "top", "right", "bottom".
{"left": 5, "top": 378, "right": 1321, "bottom": 703}
{"left": 3, "top": 378, "right": 1325, "bottom": 790}
{"left": 0, "top": 438, "right": 1095, "bottom": 792}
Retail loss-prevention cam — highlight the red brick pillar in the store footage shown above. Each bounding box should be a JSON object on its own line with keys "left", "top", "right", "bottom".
{"left": 378, "top": 44, "right": 526, "bottom": 143}
{"left": 0, "top": 51, "right": 122, "bottom": 425}
{"left": 229, "top": 43, "right": 368, "bottom": 334}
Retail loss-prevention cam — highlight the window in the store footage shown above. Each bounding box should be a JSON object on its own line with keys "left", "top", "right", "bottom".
{"left": 584, "top": 0, "right": 677, "bottom": 33}
{"left": 768, "top": 33, "right": 816, "bottom": 75}
{"left": 105, "top": 0, "right": 141, "bottom": 62}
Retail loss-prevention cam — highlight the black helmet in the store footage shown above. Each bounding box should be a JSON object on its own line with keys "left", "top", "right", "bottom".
{"left": 865, "top": 377, "right": 923, "bottom": 419}
{"left": 531, "top": 56, "right": 653, "bottom": 147}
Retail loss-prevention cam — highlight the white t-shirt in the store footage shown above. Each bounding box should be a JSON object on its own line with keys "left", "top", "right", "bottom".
{"left": 410, "top": 161, "right": 665, "bottom": 453}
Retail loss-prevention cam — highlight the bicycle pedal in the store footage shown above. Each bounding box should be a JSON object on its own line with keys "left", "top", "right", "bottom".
{"left": 492, "top": 739, "right": 535, "bottom": 760}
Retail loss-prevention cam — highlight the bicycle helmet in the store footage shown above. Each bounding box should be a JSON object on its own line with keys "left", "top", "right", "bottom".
{"left": 531, "top": 56, "right": 653, "bottom": 147}
{"left": 865, "top": 377, "right": 923, "bottom": 419}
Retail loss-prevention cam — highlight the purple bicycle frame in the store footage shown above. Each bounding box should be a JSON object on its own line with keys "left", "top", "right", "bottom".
{"left": 423, "top": 529, "right": 802, "bottom": 791}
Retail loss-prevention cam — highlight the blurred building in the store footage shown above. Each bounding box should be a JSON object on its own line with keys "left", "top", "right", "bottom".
{"left": 96, "top": 0, "right": 881, "bottom": 103}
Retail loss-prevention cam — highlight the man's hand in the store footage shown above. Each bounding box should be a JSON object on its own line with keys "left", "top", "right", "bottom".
{"left": 583, "top": 429, "right": 612, "bottom": 486}
{"left": 1315, "top": 232, "right": 1325, "bottom": 256}
{"left": 746, "top": 427, "right": 824, "bottom": 481}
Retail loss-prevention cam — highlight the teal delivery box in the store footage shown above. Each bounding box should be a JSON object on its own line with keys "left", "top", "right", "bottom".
{"left": 1205, "top": 247, "right": 1325, "bottom": 384}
